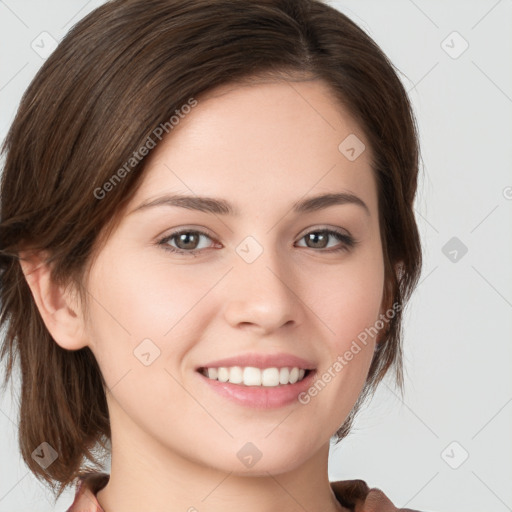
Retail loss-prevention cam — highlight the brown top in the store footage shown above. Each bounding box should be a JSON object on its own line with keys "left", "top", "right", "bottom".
{"left": 66, "top": 472, "right": 426, "bottom": 511}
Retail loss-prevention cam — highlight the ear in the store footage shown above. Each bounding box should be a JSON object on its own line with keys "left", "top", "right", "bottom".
{"left": 19, "top": 250, "right": 89, "bottom": 351}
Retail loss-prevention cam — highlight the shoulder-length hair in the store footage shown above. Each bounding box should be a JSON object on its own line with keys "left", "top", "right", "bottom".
{"left": 0, "top": 0, "right": 422, "bottom": 499}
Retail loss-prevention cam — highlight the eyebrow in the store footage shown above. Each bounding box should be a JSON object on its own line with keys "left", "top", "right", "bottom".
{"left": 129, "top": 192, "right": 370, "bottom": 217}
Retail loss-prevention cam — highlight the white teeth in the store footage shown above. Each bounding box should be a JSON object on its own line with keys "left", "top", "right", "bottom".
{"left": 201, "top": 366, "right": 309, "bottom": 386}
{"left": 228, "top": 366, "right": 243, "bottom": 384}
{"left": 244, "top": 366, "right": 262, "bottom": 386}
{"left": 217, "top": 367, "right": 229, "bottom": 382}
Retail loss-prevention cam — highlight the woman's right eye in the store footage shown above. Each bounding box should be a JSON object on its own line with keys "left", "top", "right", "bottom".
{"left": 157, "top": 229, "right": 216, "bottom": 256}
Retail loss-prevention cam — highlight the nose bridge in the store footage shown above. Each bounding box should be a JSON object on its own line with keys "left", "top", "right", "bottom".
{"left": 222, "top": 235, "right": 301, "bottom": 331}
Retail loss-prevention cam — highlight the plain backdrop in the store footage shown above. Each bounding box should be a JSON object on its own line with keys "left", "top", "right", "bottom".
{"left": 0, "top": 1, "right": 511, "bottom": 511}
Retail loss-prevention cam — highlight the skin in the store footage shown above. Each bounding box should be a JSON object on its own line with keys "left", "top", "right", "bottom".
{"left": 21, "top": 78, "right": 388, "bottom": 512}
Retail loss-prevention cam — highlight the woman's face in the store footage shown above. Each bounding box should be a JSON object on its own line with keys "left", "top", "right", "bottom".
{"left": 82, "top": 78, "right": 386, "bottom": 475}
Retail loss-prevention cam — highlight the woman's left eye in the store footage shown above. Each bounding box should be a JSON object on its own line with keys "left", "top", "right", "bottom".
{"left": 295, "top": 229, "right": 356, "bottom": 252}
{"left": 157, "top": 228, "right": 357, "bottom": 256}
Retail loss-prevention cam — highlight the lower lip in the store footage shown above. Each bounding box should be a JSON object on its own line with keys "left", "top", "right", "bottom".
{"left": 197, "top": 370, "right": 317, "bottom": 409}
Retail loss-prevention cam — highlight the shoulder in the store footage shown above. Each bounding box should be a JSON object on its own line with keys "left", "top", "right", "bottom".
{"left": 66, "top": 472, "right": 109, "bottom": 512}
{"left": 330, "top": 479, "right": 426, "bottom": 512}
{"left": 67, "top": 473, "right": 429, "bottom": 512}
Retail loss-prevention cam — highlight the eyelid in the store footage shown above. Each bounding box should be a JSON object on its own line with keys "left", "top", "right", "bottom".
{"left": 158, "top": 224, "right": 352, "bottom": 242}
{"left": 156, "top": 225, "right": 216, "bottom": 241}
{"left": 296, "top": 224, "right": 352, "bottom": 239}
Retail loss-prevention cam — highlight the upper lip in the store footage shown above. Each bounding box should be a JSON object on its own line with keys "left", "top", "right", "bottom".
{"left": 197, "top": 353, "right": 317, "bottom": 371}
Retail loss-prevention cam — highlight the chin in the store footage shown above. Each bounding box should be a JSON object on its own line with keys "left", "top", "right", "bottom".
{"left": 206, "top": 438, "right": 318, "bottom": 476}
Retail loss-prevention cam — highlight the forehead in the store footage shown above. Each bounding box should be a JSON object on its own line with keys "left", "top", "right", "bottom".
{"left": 131, "top": 79, "right": 377, "bottom": 217}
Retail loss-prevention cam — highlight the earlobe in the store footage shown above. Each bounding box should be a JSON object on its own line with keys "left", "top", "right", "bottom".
{"left": 18, "top": 250, "right": 89, "bottom": 351}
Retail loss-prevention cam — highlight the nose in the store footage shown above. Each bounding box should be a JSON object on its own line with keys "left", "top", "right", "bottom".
{"left": 222, "top": 244, "right": 304, "bottom": 334}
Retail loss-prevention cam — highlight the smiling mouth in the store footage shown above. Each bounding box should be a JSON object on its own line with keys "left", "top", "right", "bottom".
{"left": 197, "top": 366, "right": 313, "bottom": 387}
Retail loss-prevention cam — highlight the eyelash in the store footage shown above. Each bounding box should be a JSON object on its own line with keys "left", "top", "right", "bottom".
{"left": 157, "top": 227, "right": 358, "bottom": 256}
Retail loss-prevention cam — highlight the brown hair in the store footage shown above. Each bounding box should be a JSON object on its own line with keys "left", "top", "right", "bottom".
{"left": 0, "top": 0, "right": 422, "bottom": 500}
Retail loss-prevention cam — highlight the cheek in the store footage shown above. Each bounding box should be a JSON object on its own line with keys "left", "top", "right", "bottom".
{"left": 302, "top": 245, "right": 384, "bottom": 416}
{"left": 298, "top": 262, "right": 384, "bottom": 434}
{"left": 83, "top": 251, "right": 220, "bottom": 375}
{"left": 310, "top": 249, "right": 385, "bottom": 348}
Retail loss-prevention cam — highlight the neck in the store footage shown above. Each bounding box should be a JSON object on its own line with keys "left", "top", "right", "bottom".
{"left": 96, "top": 400, "right": 347, "bottom": 512}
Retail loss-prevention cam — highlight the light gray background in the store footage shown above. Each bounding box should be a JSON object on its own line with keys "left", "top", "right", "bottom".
{"left": 1, "top": 1, "right": 511, "bottom": 511}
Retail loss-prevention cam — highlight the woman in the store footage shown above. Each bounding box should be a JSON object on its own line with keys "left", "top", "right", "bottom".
{"left": 0, "top": 0, "right": 424, "bottom": 510}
